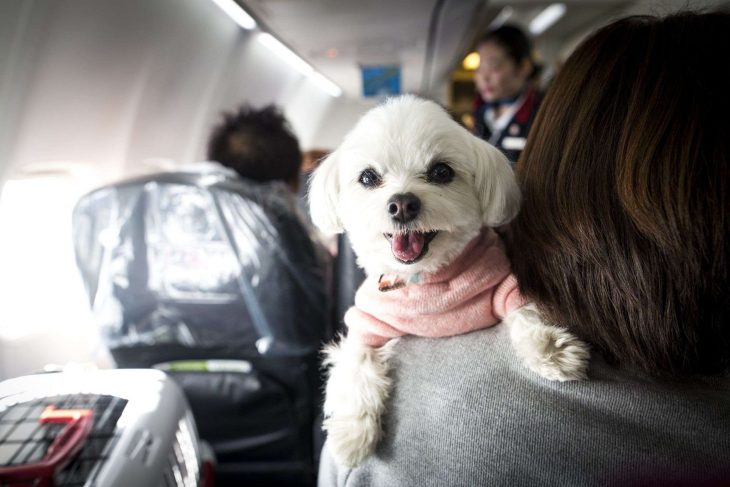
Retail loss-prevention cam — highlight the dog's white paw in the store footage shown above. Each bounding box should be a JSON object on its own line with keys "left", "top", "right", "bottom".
{"left": 322, "top": 410, "right": 380, "bottom": 468}
{"left": 322, "top": 336, "right": 397, "bottom": 467}
{"left": 505, "top": 304, "right": 590, "bottom": 381}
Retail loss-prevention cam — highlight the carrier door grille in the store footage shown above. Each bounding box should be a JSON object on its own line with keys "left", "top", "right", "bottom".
{"left": 0, "top": 394, "right": 127, "bottom": 487}
{"left": 162, "top": 413, "right": 199, "bottom": 487}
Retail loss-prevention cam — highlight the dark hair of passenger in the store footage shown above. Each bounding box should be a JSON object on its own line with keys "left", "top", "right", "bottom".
{"left": 207, "top": 104, "right": 302, "bottom": 184}
{"left": 479, "top": 24, "right": 533, "bottom": 66}
{"left": 510, "top": 12, "right": 730, "bottom": 375}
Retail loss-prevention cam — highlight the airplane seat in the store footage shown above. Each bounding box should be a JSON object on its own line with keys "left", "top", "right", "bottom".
{"left": 72, "top": 166, "right": 333, "bottom": 486}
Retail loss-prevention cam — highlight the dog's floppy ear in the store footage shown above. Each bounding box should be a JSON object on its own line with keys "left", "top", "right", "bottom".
{"left": 471, "top": 137, "right": 521, "bottom": 227}
{"left": 308, "top": 150, "right": 344, "bottom": 234}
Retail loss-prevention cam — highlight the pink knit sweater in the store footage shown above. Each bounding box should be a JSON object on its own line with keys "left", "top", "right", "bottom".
{"left": 345, "top": 229, "right": 526, "bottom": 348}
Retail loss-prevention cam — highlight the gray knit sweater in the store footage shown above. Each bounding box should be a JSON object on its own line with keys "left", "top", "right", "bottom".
{"left": 318, "top": 324, "right": 730, "bottom": 486}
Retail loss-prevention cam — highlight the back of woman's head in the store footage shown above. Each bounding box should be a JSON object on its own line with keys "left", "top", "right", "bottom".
{"left": 510, "top": 11, "right": 730, "bottom": 375}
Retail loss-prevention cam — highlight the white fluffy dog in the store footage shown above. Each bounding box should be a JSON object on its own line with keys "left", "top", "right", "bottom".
{"left": 309, "top": 95, "right": 589, "bottom": 468}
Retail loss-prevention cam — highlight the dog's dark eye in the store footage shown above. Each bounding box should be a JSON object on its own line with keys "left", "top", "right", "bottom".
{"left": 358, "top": 168, "right": 381, "bottom": 188}
{"left": 426, "top": 162, "right": 455, "bottom": 184}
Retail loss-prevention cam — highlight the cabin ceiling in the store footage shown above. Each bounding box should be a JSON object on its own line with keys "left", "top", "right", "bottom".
{"left": 239, "top": 0, "right": 637, "bottom": 100}
{"left": 240, "top": 0, "right": 492, "bottom": 100}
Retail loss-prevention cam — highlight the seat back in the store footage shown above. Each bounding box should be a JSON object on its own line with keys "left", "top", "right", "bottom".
{"left": 72, "top": 166, "right": 332, "bottom": 485}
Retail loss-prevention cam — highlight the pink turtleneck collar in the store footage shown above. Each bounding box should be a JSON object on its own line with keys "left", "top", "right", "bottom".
{"left": 345, "top": 228, "right": 525, "bottom": 348}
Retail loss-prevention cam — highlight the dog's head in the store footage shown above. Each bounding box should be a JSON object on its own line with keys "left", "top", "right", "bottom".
{"left": 309, "top": 95, "right": 520, "bottom": 277}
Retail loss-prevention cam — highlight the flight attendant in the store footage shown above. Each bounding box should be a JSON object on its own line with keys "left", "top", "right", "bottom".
{"left": 474, "top": 24, "right": 541, "bottom": 164}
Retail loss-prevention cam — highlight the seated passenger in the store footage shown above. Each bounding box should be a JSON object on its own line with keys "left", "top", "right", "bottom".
{"left": 207, "top": 104, "right": 305, "bottom": 215}
{"left": 318, "top": 11, "right": 730, "bottom": 486}
{"left": 208, "top": 106, "right": 335, "bottom": 266}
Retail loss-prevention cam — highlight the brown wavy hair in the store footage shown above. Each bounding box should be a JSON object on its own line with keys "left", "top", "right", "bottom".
{"left": 509, "top": 12, "right": 730, "bottom": 375}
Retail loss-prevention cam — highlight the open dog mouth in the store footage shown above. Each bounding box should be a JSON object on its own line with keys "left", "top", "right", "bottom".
{"left": 383, "top": 230, "right": 438, "bottom": 264}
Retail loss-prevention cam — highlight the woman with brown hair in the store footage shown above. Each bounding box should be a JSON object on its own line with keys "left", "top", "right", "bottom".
{"left": 318, "top": 11, "right": 730, "bottom": 486}
{"left": 510, "top": 12, "right": 729, "bottom": 377}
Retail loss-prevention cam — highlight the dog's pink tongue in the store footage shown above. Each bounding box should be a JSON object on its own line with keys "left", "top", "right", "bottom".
{"left": 392, "top": 232, "right": 425, "bottom": 262}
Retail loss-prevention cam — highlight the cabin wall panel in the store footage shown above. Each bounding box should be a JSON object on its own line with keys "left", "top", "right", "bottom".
{"left": 0, "top": 0, "right": 343, "bottom": 186}
{"left": 0, "top": 0, "right": 346, "bottom": 380}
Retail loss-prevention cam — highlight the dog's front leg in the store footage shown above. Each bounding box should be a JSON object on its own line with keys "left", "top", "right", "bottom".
{"left": 504, "top": 303, "right": 590, "bottom": 381}
{"left": 322, "top": 334, "right": 398, "bottom": 467}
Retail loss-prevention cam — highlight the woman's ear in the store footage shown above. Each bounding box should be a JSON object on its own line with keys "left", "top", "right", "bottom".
{"left": 308, "top": 150, "right": 344, "bottom": 235}
{"left": 471, "top": 137, "right": 521, "bottom": 227}
{"left": 519, "top": 58, "right": 534, "bottom": 81}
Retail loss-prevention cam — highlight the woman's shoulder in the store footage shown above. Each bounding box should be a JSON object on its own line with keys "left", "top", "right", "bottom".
{"left": 320, "top": 325, "right": 730, "bottom": 486}
{"left": 391, "top": 324, "right": 515, "bottom": 386}
{"left": 389, "top": 325, "right": 730, "bottom": 416}
{"left": 394, "top": 323, "right": 730, "bottom": 386}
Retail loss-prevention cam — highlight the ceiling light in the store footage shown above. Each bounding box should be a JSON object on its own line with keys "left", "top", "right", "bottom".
{"left": 309, "top": 72, "right": 342, "bottom": 97}
{"left": 462, "top": 52, "right": 480, "bottom": 71}
{"left": 257, "top": 33, "right": 342, "bottom": 97}
{"left": 529, "top": 3, "right": 566, "bottom": 35}
{"left": 489, "top": 6, "right": 513, "bottom": 29}
{"left": 209, "top": 0, "right": 257, "bottom": 30}
{"left": 258, "top": 32, "right": 313, "bottom": 76}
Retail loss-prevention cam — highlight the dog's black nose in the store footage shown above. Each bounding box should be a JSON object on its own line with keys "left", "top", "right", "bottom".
{"left": 387, "top": 193, "right": 421, "bottom": 223}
